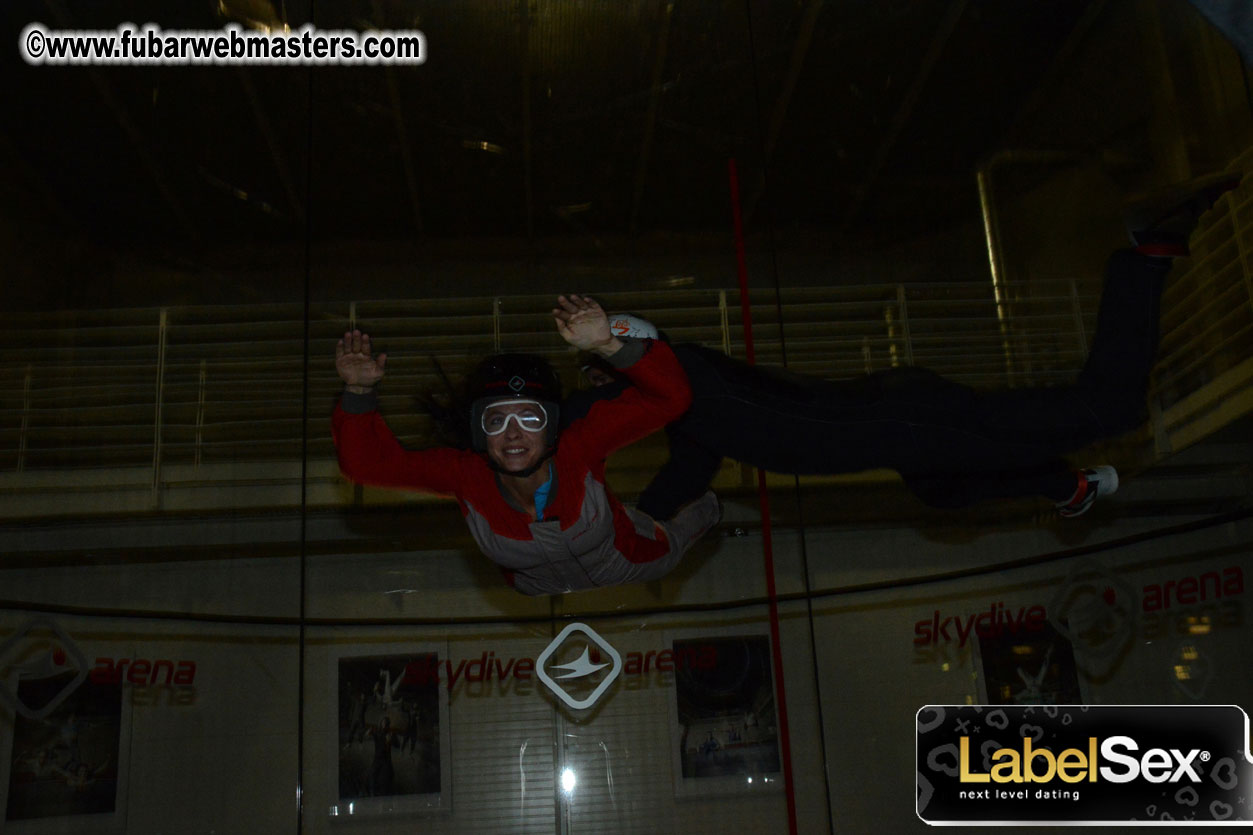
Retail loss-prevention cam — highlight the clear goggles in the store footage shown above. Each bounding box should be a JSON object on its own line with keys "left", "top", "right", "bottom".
{"left": 480, "top": 399, "right": 550, "bottom": 436}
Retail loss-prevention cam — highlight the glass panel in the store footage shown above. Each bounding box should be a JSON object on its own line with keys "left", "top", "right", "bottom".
{"left": 298, "top": 610, "right": 821, "bottom": 832}
{"left": 2, "top": 0, "right": 311, "bottom": 829}
{"left": 1, "top": 0, "right": 311, "bottom": 620}
{"left": 4, "top": 0, "right": 1249, "bottom": 832}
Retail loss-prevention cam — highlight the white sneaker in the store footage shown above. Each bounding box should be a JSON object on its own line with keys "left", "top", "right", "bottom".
{"left": 1056, "top": 466, "right": 1119, "bottom": 517}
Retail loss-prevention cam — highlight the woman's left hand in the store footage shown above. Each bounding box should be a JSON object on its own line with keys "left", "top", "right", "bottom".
{"left": 553, "top": 294, "right": 622, "bottom": 356}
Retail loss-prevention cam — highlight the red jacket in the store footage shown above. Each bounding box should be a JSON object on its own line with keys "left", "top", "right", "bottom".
{"left": 332, "top": 340, "right": 703, "bottom": 594}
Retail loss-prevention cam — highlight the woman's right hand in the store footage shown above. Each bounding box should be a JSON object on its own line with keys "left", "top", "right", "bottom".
{"left": 336, "top": 330, "right": 387, "bottom": 392}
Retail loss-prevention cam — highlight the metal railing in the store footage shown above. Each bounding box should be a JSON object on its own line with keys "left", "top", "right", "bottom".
{"left": 1151, "top": 155, "right": 1253, "bottom": 453}
{"left": 1, "top": 162, "right": 1250, "bottom": 518}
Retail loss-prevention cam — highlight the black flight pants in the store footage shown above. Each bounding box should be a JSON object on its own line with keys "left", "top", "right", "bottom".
{"left": 637, "top": 249, "right": 1170, "bottom": 517}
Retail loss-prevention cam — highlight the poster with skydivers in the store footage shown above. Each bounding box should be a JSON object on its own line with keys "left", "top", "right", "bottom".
{"left": 672, "top": 634, "right": 782, "bottom": 796}
{"left": 4, "top": 674, "right": 125, "bottom": 828}
{"left": 335, "top": 650, "right": 446, "bottom": 814}
{"left": 976, "top": 621, "right": 1084, "bottom": 705}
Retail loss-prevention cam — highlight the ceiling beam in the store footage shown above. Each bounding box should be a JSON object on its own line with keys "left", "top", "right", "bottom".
{"left": 44, "top": 0, "right": 198, "bottom": 242}
{"left": 520, "top": 0, "right": 535, "bottom": 242}
{"left": 236, "top": 67, "right": 306, "bottom": 224}
{"left": 384, "top": 65, "right": 425, "bottom": 236}
{"left": 372, "top": 0, "right": 423, "bottom": 236}
{"left": 630, "top": 0, "right": 675, "bottom": 238}
{"left": 0, "top": 128, "right": 80, "bottom": 232}
{"left": 1003, "top": 0, "right": 1110, "bottom": 145}
{"left": 841, "top": 0, "right": 969, "bottom": 227}
{"left": 743, "top": 0, "right": 824, "bottom": 227}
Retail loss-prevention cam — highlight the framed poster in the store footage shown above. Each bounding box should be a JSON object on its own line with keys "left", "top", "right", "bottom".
{"left": 327, "top": 642, "right": 451, "bottom": 817}
{"left": 1, "top": 672, "right": 131, "bottom": 834}
{"left": 974, "top": 620, "right": 1087, "bottom": 705}
{"left": 666, "top": 629, "right": 783, "bottom": 798}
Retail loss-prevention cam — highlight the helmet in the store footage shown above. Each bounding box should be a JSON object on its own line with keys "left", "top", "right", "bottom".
{"left": 466, "top": 353, "right": 562, "bottom": 453}
{"left": 607, "top": 313, "right": 658, "bottom": 340}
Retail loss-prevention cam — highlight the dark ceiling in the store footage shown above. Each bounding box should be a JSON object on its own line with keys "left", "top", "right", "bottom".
{"left": 3, "top": 1, "right": 1099, "bottom": 237}
{"left": 1, "top": 0, "right": 1245, "bottom": 308}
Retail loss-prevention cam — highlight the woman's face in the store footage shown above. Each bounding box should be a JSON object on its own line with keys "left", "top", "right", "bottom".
{"left": 483, "top": 401, "right": 548, "bottom": 474}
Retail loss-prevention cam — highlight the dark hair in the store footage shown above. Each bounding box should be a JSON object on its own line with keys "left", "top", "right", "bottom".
{"left": 416, "top": 356, "right": 473, "bottom": 449}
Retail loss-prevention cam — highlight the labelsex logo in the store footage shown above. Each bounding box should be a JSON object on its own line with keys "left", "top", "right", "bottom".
{"left": 535, "top": 623, "right": 622, "bottom": 710}
{"left": 917, "top": 704, "right": 1253, "bottom": 824}
{"left": 959, "top": 735, "right": 1206, "bottom": 784}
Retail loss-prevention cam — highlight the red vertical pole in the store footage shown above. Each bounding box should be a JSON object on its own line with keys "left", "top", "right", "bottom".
{"left": 727, "top": 157, "right": 799, "bottom": 835}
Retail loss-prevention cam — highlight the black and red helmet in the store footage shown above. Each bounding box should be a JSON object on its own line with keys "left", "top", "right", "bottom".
{"left": 467, "top": 353, "right": 562, "bottom": 453}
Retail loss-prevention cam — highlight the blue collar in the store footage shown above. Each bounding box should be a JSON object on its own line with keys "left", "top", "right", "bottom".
{"left": 534, "top": 463, "right": 555, "bottom": 520}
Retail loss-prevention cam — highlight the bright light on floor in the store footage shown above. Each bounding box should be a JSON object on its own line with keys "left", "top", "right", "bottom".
{"left": 561, "top": 767, "right": 576, "bottom": 794}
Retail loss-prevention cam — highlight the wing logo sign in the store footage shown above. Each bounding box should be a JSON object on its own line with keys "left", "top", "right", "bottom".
{"left": 535, "top": 623, "right": 622, "bottom": 710}
{"left": 0, "top": 617, "right": 89, "bottom": 720}
{"left": 549, "top": 646, "right": 610, "bottom": 680}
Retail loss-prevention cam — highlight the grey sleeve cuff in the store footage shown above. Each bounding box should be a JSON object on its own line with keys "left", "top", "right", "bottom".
{"left": 339, "top": 389, "right": 379, "bottom": 414}
{"left": 605, "top": 337, "right": 648, "bottom": 369}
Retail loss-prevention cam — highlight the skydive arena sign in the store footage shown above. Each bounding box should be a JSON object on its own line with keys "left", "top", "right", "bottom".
{"left": 917, "top": 705, "right": 1253, "bottom": 824}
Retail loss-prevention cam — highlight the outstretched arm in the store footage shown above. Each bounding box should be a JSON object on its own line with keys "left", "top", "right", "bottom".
{"left": 332, "top": 330, "right": 463, "bottom": 495}
{"left": 553, "top": 295, "right": 692, "bottom": 460}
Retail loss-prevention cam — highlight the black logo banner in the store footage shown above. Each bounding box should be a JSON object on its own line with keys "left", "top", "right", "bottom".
{"left": 917, "top": 705, "right": 1253, "bottom": 824}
